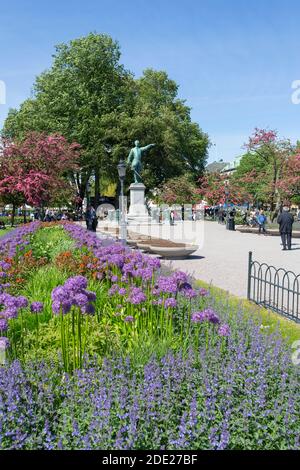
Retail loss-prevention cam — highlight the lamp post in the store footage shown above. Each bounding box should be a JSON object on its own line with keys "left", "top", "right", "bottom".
{"left": 224, "top": 180, "right": 230, "bottom": 229}
{"left": 117, "top": 159, "right": 127, "bottom": 244}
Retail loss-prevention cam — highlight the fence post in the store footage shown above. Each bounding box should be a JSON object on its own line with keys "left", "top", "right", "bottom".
{"left": 247, "top": 251, "right": 253, "bottom": 300}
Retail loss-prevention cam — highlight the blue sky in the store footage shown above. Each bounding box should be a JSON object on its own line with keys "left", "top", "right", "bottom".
{"left": 0, "top": 0, "right": 300, "bottom": 163}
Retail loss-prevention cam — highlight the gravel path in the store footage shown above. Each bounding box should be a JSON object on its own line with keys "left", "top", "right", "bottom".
{"left": 100, "top": 221, "right": 300, "bottom": 298}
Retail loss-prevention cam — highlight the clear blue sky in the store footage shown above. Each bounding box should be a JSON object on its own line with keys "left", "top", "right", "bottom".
{"left": 1, "top": 0, "right": 300, "bottom": 163}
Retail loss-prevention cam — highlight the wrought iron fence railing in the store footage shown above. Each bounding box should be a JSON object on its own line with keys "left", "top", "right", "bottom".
{"left": 247, "top": 251, "right": 300, "bottom": 322}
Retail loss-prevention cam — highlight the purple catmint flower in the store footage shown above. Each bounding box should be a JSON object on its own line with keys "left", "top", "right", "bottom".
{"left": 111, "top": 275, "right": 118, "bottom": 282}
{"left": 0, "top": 272, "right": 7, "bottom": 278}
{"left": 218, "top": 324, "right": 231, "bottom": 337}
{"left": 118, "top": 288, "right": 127, "bottom": 296}
{"left": 0, "top": 318, "right": 8, "bottom": 331}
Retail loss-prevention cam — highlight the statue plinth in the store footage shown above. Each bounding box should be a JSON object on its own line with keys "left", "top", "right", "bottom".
{"left": 127, "top": 183, "right": 152, "bottom": 224}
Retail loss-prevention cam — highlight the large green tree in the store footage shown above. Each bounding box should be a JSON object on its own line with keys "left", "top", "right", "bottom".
{"left": 2, "top": 33, "right": 209, "bottom": 203}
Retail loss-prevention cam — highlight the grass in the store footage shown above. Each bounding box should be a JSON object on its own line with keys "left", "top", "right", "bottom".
{"left": 196, "top": 279, "right": 300, "bottom": 344}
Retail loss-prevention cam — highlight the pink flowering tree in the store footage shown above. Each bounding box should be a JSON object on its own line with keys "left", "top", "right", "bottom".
{"left": 245, "top": 128, "right": 292, "bottom": 214}
{"left": 0, "top": 132, "right": 80, "bottom": 224}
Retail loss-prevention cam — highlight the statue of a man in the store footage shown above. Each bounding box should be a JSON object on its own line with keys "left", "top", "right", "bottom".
{"left": 127, "top": 140, "right": 155, "bottom": 184}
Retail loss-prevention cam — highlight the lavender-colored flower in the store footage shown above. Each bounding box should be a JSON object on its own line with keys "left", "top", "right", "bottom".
{"left": 81, "top": 303, "right": 95, "bottom": 315}
{"left": 0, "top": 318, "right": 8, "bottom": 331}
{"left": 73, "top": 293, "right": 89, "bottom": 308}
{"left": 30, "top": 301, "right": 44, "bottom": 313}
{"left": 64, "top": 275, "right": 88, "bottom": 291}
{"left": 86, "top": 291, "right": 96, "bottom": 302}
{"left": 191, "top": 311, "right": 206, "bottom": 323}
{"left": 182, "top": 288, "right": 197, "bottom": 299}
{"left": 111, "top": 275, "right": 118, "bottom": 282}
{"left": 164, "top": 298, "right": 177, "bottom": 308}
{"left": 51, "top": 286, "right": 68, "bottom": 303}
{"left": 1, "top": 307, "right": 18, "bottom": 319}
{"left": 15, "top": 296, "right": 29, "bottom": 308}
{"left": 108, "top": 284, "right": 119, "bottom": 296}
{"left": 118, "top": 288, "right": 127, "bottom": 296}
{"left": 218, "top": 324, "right": 231, "bottom": 337}
{"left": 0, "top": 336, "right": 10, "bottom": 349}
{"left": 0, "top": 272, "right": 7, "bottom": 278}
{"left": 199, "top": 288, "right": 209, "bottom": 297}
{"left": 124, "top": 315, "right": 135, "bottom": 322}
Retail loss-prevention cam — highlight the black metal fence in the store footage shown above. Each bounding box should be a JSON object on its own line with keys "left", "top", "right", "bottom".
{"left": 247, "top": 251, "right": 300, "bottom": 322}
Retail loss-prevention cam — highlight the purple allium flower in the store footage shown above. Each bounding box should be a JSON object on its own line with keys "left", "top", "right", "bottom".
{"left": 2, "top": 307, "right": 18, "bottom": 319}
{"left": 51, "top": 286, "right": 68, "bottom": 303}
{"left": 0, "top": 336, "right": 10, "bottom": 349}
{"left": 191, "top": 311, "right": 207, "bottom": 323}
{"left": 52, "top": 300, "right": 61, "bottom": 315}
{"left": 81, "top": 303, "right": 95, "bottom": 315}
{"left": 64, "top": 275, "right": 88, "bottom": 291}
{"left": 124, "top": 315, "right": 135, "bottom": 322}
{"left": 86, "top": 291, "right": 96, "bottom": 302}
{"left": 118, "top": 287, "right": 127, "bottom": 296}
{"left": 179, "top": 281, "right": 193, "bottom": 291}
{"left": 164, "top": 298, "right": 177, "bottom": 308}
{"left": 15, "top": 296, "right": 28, "bottom": 308}
{"left": 61, "top": 300, "right": 72, "bottom": 315}
{"left": 73, "top": 293, "right": 89, "bottom": 308}
{"left": 199, "top": 288, "right": 209, "bottom": 297}
{"left": 172, "top": 271, "right": 188, "bottom": 285}
{"left": 111, "top": 275, "right": 118, "bottom": 282}
{"left": 182, "top": 288, "right": 197, "bottom": 299}
{"left": 0, "top": 318, "right": 8, "bottom": 331}
{"left": 218, "top": 324, "right": 231, "bottom": 337}
{"left": 108, "top": 284, "right": 119, "bottom": 296}
{"left": 30, "top": 302, "right": 44, "bottom": 313}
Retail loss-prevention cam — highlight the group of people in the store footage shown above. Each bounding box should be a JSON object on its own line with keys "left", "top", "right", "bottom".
{"left": 245, "top": 206, "right": 296, "bottom": 251}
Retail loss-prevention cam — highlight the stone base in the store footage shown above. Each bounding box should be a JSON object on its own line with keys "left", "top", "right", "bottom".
{"left": 127, "top": 183, "right": 152, "bottom": 225}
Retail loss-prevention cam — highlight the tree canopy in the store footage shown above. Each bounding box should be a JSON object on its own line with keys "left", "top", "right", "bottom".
{"left": 2, "top": 33, "right": 209, "bottom": 204}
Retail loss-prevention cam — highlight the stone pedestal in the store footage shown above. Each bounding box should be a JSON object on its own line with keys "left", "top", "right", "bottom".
{"left": 127, "top": 183, "right": 152, "bottom": 224}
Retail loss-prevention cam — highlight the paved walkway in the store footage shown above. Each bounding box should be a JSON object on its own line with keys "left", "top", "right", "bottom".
{"left": 96, "top": 221, "right": 300, "bottom": 298}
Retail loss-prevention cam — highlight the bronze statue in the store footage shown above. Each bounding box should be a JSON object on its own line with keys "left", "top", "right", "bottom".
{"left": 127, "top": 140, "right": 155, "bottom": 184}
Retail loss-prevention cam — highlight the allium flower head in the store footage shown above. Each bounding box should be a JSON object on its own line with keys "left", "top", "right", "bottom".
{"left": 0, "top": 318, "right": 8, "bottom": 331}
{"left": 218, "top": 324, "right": 231, "bottom": 337}
{"left": 0, "top": 336, "right": 10, "bottom": 350}
{"left": 30, "top": 302, "right": 44, "bottom": 313}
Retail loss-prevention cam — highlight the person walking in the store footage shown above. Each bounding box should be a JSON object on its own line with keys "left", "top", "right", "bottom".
{"left": 277, "top": 206, "right": 294, "bottom": 250}
{"left": 257, "top": 209, "right": 267, "bottom": 234}
{"left": 85, "top": 205, "right": 97, "bottom": 231}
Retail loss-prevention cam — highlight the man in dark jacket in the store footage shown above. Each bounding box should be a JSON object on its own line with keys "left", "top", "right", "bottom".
{"left": 277, "top": 207, "right": 294, "bottom": 250}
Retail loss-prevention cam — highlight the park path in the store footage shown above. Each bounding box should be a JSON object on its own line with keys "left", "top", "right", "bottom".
{"left": 96, "top": 221, "right": 300, "bottom": 298}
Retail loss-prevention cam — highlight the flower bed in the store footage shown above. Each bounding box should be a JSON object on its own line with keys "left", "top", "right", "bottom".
{"left": 0, "top": 222, "right": 299, "bottom": 450}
